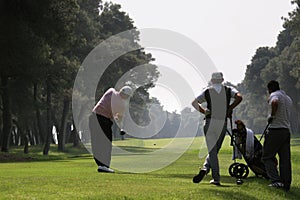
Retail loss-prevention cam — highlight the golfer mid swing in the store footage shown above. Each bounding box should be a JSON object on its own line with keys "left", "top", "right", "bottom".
{"left": 89, "top": 86, "right": 133, "bottom": 173}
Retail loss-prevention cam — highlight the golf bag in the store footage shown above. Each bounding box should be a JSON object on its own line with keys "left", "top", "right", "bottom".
{"left": 227, "top": 123, "right": 277, "bottom": 179}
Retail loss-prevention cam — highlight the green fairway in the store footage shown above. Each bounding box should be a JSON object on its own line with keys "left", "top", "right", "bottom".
{"left": 0, "top": 136, "right": 299, "bottom": 200}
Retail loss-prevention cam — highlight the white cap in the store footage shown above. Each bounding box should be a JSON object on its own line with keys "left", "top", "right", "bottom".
{"left": 211, "top": 72, "right": 223, "bottom": 80}
{"left": 120, "top": 86, "right": 133, "bottom": 96}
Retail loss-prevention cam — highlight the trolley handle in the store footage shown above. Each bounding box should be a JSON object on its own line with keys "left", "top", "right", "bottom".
{"left": 258, "top": 123, "right": 270, "bottom": 142}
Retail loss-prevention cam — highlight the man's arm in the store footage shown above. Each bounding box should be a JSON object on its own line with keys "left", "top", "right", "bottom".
{"left": 114, "top": 113, "right": 127, "bottom": 135}
{"left": 227, "top": 92, "right": 243, "bottom": 117}
{"left": 270, "top": 99, "right": 278, "bottom": 116}
{"left": 191, "top": 99, "right": 206, "bottom": 115}
{"left": 268, "top": 99, "right": 278, "bottom": 124}
{"left": 114, "top": 113, "right": 123, "bottom": 126}
{"left": 229, "top": 92, "right": 243, "bottom": 110}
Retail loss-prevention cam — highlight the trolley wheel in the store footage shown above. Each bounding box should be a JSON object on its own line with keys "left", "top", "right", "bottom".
{"left": 229, "top": 163, "right": 240, "bottom": 177}
{"left": 232, "top": 163, "right": 249, "bottom": 179}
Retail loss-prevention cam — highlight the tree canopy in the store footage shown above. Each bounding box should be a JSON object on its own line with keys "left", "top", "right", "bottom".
{"left": 235, "top": 0, "right": 300, "bottom": 133}
{"left": 0, "top": 0, "right": 159, "bottom": 153}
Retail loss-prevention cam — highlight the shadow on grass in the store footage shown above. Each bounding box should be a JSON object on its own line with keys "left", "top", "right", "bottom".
{"left": 149, "top": 171, "right": 273, "bottom": 185}
{"left": 141, "top": 172, "right": 299, "bottom": 199}
{"left": 0, "top": 144, "right": 92, "bottom": 163}
{"left": 0, "top": 152, "right": 92, "bottom": 163}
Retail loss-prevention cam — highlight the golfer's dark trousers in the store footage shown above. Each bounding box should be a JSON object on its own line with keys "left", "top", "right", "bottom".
{"left": 89, "top": 113, "right": 113, "bottom": 167}
{"left": 262, "top": 128, "right": 291, "bottom": 190}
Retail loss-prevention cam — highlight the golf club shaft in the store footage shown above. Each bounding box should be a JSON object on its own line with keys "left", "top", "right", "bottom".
{"left": 259, "top": 123, "right": 270, "bottom": 142}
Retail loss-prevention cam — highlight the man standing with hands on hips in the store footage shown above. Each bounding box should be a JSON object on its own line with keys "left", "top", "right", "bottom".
{"left": 262, "top": 80, "right": 293, "bottom": 191}
{"left": 191, "top": 72, "right": 242, "bottom": 185}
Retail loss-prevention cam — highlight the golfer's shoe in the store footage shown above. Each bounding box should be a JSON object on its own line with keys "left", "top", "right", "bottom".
{"left": 98, "top": 166, "right": 115, "bottom": 173}
{"left": 209, "top": 179, "right": 221, "bottom": 186}
{"left": 268, "top": 182, "right": 284, "bottom": 188}
{"left": 192, "top": 169, "right": 208, "bottom": 183}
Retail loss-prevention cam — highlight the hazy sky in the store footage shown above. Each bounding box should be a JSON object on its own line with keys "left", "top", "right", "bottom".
{"left": 110, "top": 0, "right": 295, "bottom": 112}
{"left": 112, "top": 0, "right": 294, "bottom": 83}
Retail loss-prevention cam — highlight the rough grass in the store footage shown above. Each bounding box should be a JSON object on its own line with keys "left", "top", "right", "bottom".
{"left": 0, "top": 136, "right": 299, "bottom": 200}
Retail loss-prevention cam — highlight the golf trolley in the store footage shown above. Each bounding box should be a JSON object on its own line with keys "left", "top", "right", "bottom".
{"left": 226, "top": 119, "right": 272, "bottom": 184}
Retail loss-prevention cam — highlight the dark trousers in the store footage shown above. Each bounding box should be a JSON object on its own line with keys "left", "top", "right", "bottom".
{"left": 89, "top": 113, "right": 113, "bottom": 167}
{"left": 262, "top": 128, "right": 291, "bottom": 189}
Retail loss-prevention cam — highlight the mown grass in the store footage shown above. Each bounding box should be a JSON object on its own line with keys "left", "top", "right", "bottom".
{"left": 0, "top": 136, "right": 299, "bottom": 200}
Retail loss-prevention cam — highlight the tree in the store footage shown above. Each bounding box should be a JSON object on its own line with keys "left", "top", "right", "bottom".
{"left": 0, "top": 0, "right": 161, "bottom": 154}
{"left": 0, "top": 0, "right": 51, "bottom": 152}
{"left": 236, "top": 0, "right": 300, "bottom": 133}
{"left": 236, "top": 47, "right": 276, "bottom": 130}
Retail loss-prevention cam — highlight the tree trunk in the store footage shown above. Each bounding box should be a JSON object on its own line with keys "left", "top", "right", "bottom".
{"left": 51, "top": 107, "right": 59, "bottom": 143}
{"left": 32, "top": 122, "right": 40, "bottom": 145}
{"left": 58, "top": 97, "right": 70, "bottom": 151}
{"left": 11, "top": 127, "right": 17, "bottom": 146}
{"left": 23, "top": 130, "right": 29, "bottom": 154}
{"left": 28, "top": 126, "right": 35, "bottom": 146}
{"left": 33, "top": 83, "right": 45, "bottom": 144}
{"left": 1, "top": 76, "right": 12, "bottom": 152}
{"left": 65, "top": 122, "right": 72, "bottom": 143}
{"left": 43, "top": 78, "right": 52, "bottom": 155}
{"left": 72, "top": 119, "right": 80, "bottom": 147}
